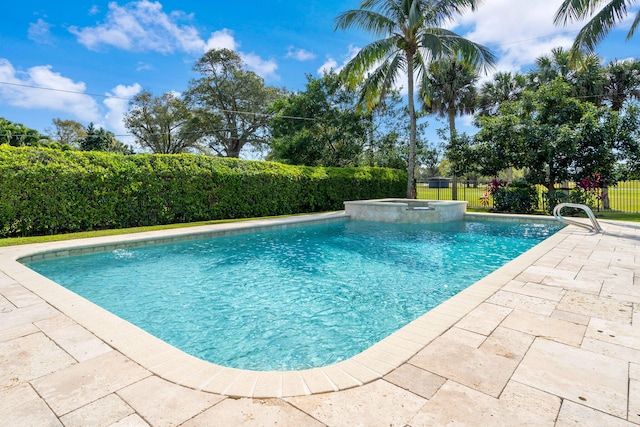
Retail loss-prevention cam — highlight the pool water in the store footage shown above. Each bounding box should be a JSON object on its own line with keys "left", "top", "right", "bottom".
{"left": 27, "top": 219, "right": 562, "bottom": 371}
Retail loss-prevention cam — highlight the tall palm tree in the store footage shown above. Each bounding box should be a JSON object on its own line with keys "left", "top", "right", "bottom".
{"left": 554, "top": 0, "right": 640, "bottom": 54}
{"left": 335, "top": 0, "right": 495, "bottom": 198}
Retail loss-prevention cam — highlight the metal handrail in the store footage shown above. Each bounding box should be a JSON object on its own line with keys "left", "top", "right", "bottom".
{"left": 552, "top": 203, "right": 603, "bottom": 233}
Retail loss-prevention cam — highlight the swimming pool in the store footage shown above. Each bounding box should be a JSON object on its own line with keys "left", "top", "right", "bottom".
{"left": 26, "top": 219, "right": 562, "bottom": 371}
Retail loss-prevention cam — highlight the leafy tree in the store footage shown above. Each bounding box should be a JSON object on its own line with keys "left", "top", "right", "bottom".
{"left": 124, "top": 91, "right": 199, "bottom": 154}
{"left": 0, "top": 118, "right": 48, "bottom": 146}
{"left": 269, "top": 73, "right": 369, "bottom": 167}
{"left": 80, "top": 123, "right": 132, "bottom": 154}
{"left": 422, "top": 57, "right": 478, "bottom": 198}
{"left": 335, "top": 0, "right": 495, "bottom": 198}
{"left": 185, "top": 49, "right": 282, "bottom": 158}
{"left": 47, "top": 118, "right": 87, "bottom": 147}
{"left": 474, "top": 79, "right": 639, "bottom": 196}
{"left": 554, "top": 0, "right": 640, "bottom": 54}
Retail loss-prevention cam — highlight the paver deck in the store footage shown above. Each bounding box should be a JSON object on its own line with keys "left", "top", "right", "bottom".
{"left": 1, "top": 212, "right": 639, "bottom": 426}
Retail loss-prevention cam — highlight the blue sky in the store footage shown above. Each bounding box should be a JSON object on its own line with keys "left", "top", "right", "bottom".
{"left": 1, "top": 0, "right": 639, "bottom": 155}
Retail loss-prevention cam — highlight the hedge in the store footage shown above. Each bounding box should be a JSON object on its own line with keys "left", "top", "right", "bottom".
{"left": 0, "top": 146, "right": 407, "bottom": 237}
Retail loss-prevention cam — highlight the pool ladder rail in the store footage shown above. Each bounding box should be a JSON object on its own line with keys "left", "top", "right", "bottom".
{"left": 552, "top": 203, "right": 603, "bottom": 233}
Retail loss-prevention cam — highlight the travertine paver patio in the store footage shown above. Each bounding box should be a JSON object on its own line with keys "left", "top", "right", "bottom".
{"left": 1, "top": 213, "right": 639, "bottom": 426}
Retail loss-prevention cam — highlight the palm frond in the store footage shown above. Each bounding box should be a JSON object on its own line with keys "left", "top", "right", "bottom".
{"left": 421, "top": 28, "right": 496, "bottom": 73}
{"left": 339, "top": 37, "right": 400, "bottom": 90}
{"left": 334, "top": 8, "right": 397, "bottom": 36}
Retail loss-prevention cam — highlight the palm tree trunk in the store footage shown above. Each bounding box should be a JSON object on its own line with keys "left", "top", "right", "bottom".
{"left": 407, "top": 53, "right": 417, "bottom": 199}
{"left": 448, "top": 108, "right": 458, "bottom": 200}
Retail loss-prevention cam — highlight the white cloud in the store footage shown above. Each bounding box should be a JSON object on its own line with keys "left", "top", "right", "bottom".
{"left": 318, "top": 57, "right": 338, "bottom": 75}
{"left": 241, "top": 53, "right": 278, "bottom": 80}
{"left": 318, "top": 44, "right": 360, "bottom": 75}
{"left": 286, "top": 47, "right": 316, "bottom": 61}
{"left": 69, "top": 1, "right": 278, "bottom": 79}
{"left": 28, "top": 19, "right": 54, "bottom": 45}
{"left": 455, "top": 0, "right": 587, "bottom": 75}
{"left": 0, "top": 59, "right": 100, "bottom": 122}
{"left": 136, "top": 61, "right": 154, "bottom": 71}
{"left": 103, "top": 82, "right": 142, "bottom": 137}
{"left": 204, "top": 29, "right": 238, "bottom": 51}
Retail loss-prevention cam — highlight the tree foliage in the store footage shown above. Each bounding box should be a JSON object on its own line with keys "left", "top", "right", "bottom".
{"left": 335, "top": 0, "right": 495, "bottom": 197}
{"left": 269, "top": 72, "right": 370, "bottom": 167}
{"left": 474, "top": 78, "right": 639, "bottom": 192}
{"left": 0, "top": 117, "right": 48, "bottom": 146}
{"left": 79, "top": 123, "right": 132, "bottom": 154}
{"left": 47, "top": 118, "right": 87, "bottom": 147}
{"left": 123, "top": 91, "right": 199, "bottom": 154}
{"left": 185, "top": 49, "right": 282, "bottom": 158}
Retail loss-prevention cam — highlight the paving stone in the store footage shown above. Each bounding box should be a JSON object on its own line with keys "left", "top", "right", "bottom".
{"left": 182, "top": 398, "right": 324, "bottom": 427}
{"left": 502, "top": 280, "right": 566, "bottom": 301}
{"left": 35, "top": 314, "right": 112, "bottom": 362}
{"left": 117, "top": 376, "right": 223, "bottom": 426}
{"left": 111, "top": 413, "right": 150, "bottom": 426}
{"left": 581, "top": 337, "right": 640, "bottom": 364}
{"left": 454, "top": 302, "right": 512, "bottom": 336}
{"left": 32, "top": 350, "right": 150, "bottom": 416}
{"left": 409, "top": 335, "right": 518, "bottom": 397}
{"left": 0, "top": 282, "right": 44, "bottom": 307}
{"left": 438, "top": 326, "right": 487, "bottom": 348}
{"left": 479, "top": 326, "right": 534, "bottom": 361}
{"left": 586, "top": 318, "right": 640, "bottom": 350}
{"left": 60, "top": 394, "right": 134, "bottom": 427}
{"left": 501, "top": 309, "right": 586, "bottom": 347}
{"left": 0, "top": 302, "right": 60, "bottom": 332}
{"left": 487, "top": 291, "right": 558, "bottom": 316}
{"left": 555, "top": 400, "right": 634, "bottom": 427}
{"left": 384, "top": 363, "right": 446, "bottom": 399}
{"left": 629, "top": 378, "right": 640, "bottom": 425}
{"left": 551, "top": 309, "right": 590, "bottom": 326}
{"left": 0, "top": 332, "right": 75, "bottom": 388}
{"left": 287, "top": 379, "right": 426, "bottom": 427}
{"left": 0, "top": 383, "right": 62, "bottom": 427}
{"left": 512, "top": 338, "right": 628, "bottom": 418}
{"left": 409, "top": 380, "right": 560, "bottom": 426}
{"left": 0, "top": 322, "right": 39, "bottom": 343}
{"left": 540, "top": 277, "right": 603, "bottom": 295}
{"left": 0, "top": 271, "right": 17, "bottom": 286}
{"left": 556, "top": 291, "right": 633, "bottom": 323}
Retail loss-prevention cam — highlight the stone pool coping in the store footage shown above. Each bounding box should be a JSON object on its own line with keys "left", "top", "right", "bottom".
{"left": 1, "top": 211, "right": 571, "bottom": 398}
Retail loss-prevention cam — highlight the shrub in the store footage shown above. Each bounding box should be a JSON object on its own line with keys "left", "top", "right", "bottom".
{"left": 0, "top": 146, "right": 406, "bottom": 237}
{"left": 543, "top": 189, "right": 595, "bottom": 216}
{"left": 492, "top": 181, "right": 539, "bottom": 214}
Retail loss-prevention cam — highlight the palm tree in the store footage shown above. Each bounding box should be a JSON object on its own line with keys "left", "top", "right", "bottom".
{"left": 604, "top": 58, "right": 640, "bottom": 111}
{"left": 422, "top": 58, "right": 478, "bottom": 199}
{"left": 528, "top": 47, "right": 606, "bottom": 105}
{"left": 477, "top": 71, "right": 527, "bottom": 116}
{"left": 554, "top": 0, "right": 640, "bottom": 54}
{"left": 335, "top": 0, "right": 495, "bottom": 198}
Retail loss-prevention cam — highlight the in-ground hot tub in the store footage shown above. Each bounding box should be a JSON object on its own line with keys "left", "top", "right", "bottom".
{"left": 344, "top": 198, "right": 467, "bottom": 223}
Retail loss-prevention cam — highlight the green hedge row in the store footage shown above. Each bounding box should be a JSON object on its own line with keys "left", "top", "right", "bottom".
{"left": 0, "top": 146, "right": 407, "bottom": 237}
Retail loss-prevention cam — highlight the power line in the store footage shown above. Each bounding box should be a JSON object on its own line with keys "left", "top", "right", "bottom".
{"left": 0, "top": 80, "right": 316, "bottom": 122}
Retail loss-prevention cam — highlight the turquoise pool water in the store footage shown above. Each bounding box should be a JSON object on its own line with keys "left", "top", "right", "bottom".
{"left": 27, "top": 219, "right": 562, "bottom": 371}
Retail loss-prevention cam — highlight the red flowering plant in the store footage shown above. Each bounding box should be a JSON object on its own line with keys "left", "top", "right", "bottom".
{"left": 479, "top": 178, "right": 508, "bottom": 207}
{"left": 574, "top": 174, "right": 604, "bottom": 209}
